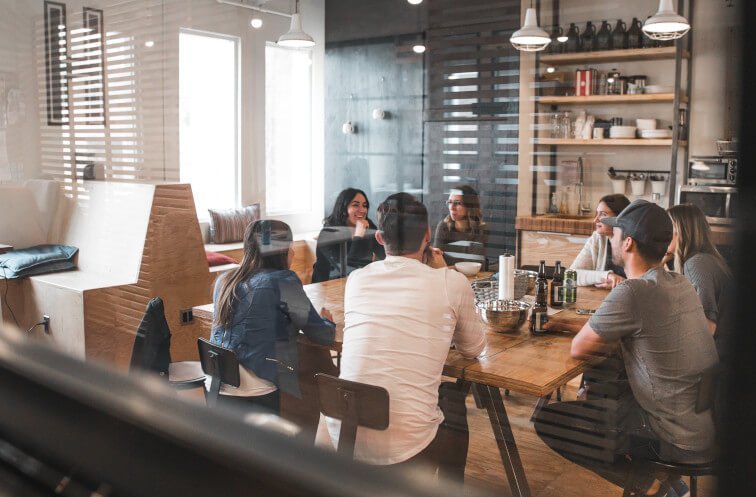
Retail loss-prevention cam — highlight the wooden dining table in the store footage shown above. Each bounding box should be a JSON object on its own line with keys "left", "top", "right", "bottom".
{"left": 193, "top": 272, "right": 609, "bottom": 497}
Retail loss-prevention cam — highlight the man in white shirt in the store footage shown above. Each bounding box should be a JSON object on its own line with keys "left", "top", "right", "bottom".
{"left": 324, "top": 192, "right": 487, "bottom": 481}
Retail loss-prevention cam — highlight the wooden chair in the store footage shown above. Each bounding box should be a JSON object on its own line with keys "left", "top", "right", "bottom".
{"left": 197, "top": 337, "right": 240, "bottom": 407}
{"left": 622, "top": 364, "right": 720, "bottom": 497}
{"left": 314, "top": 373, "right": 389, "bottom": 458}
{"left": 130, "top": 297, "right": 205, "bottom": 391}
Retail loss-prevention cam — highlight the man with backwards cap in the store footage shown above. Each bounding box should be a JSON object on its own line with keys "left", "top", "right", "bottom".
{"left": 535, "top": 200, "right": 718, "bottom": 497}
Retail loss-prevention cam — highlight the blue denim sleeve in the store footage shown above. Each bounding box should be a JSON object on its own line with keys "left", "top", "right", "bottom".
{"left": 278, "top": 274, "right": 335, "bottom": 346}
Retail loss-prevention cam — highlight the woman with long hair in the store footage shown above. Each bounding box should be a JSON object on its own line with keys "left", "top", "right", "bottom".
{"left": 569, "top": 194, "right": 631, "bottom": 287}
{"left": 212, "top": 219, "right": 335, "bottom": 414}
{"left": 311, "top": 187, "right": 385, "bottom": 283}
{"left": 433, "top": 185, "right": 488, "bottom": 266}
{"left": 666, "top": 204, "right": 733, "bottom": 339}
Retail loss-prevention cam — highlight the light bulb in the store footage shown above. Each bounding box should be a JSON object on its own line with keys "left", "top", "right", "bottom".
{"left": 546, "top": 66, "right": 556, "bottom": 73}
{"left": 412, "top": 44, "right": 426, "bottom": 54}
{"left": 557, "top": 35, "right": 568, "bottom": 43}
{"left": 250, "top": 17, "right": 263, "bottom": 29}
{"left": 407, "top": 0, "right": 423, "bottom": 4}
{"left": 144, "top": 40, "right": 155, "bottom": 48}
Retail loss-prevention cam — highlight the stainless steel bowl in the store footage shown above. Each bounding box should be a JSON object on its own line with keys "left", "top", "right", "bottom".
{"left": 476, "top": 300, "right": 531, "bottom": 332}
{"left": 515, "top": 270, "right": 538, "bottom": 295}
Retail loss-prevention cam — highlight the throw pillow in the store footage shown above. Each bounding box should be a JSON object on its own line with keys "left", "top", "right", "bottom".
{"left": 206, "top": 251, "right": 238, "bottom": 267}
{"left": 0, "top": 244, "right": 78, "bottom": 279}
{"left": 207, "top": 204, "right": 260, "bottom": 244}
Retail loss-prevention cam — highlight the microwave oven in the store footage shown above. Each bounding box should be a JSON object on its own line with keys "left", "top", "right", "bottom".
{"left": 687, "top": 156, "right": 737, "bottom": 185}
{"left": 678, "top": 185, "right": 737, "bottom": 225}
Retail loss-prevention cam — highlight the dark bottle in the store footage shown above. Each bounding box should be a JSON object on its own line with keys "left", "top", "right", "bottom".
{"left": 611, "top": 19, "right": 627, "bottom": 50}
{"left": 565, "top": 23, "right": 581, "bottom": 53}
{"left": 596, "top": 20, "right": 611, "bottom": 51}
{"left": 531, "top": 260, "right": 549, "bottom": 335}
{"left": 627, "top": 17, "right": 643, "bottom": 49}
{"left": 550, "top": 260, "right": 564, "bottom": 307}
{"left": 549, "top": 25, "right": 564, "bottom": 54}
{"left": 580, "top": 21, "right": 597, "bottom": 52}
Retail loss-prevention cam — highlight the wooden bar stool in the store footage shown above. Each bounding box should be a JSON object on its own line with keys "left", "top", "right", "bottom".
{"left": 622, "top": 365, "right": 720, "bottom": 497}
{"left": 314, "top": 373, "right": 389, "bottom": 458}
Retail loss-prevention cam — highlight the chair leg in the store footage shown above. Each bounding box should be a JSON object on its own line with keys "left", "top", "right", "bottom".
{"left": 504, "top": 389, "right": 510, "bottom": 397}
{"left": 556, "top": 387, "right": 562, "bottom": 401}
{"left": 690, "top": 476, "right": 697, "bottom": 497}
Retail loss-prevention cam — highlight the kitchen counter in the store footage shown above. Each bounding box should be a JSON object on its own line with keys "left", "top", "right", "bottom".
{"left": 515, "top": 215, "right": 594, "bottom": 235}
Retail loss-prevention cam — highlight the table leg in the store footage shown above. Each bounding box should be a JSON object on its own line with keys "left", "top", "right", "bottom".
{"left": 474, "top": 384, "right": 532, "bottom": 497}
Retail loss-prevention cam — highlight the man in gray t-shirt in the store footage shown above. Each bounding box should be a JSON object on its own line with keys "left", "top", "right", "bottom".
{"left": 534, "top": 200, "right": 718, "bottom": 496}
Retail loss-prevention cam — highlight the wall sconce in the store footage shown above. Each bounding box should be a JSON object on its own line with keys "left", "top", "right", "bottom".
{"left": 342, "top": 121, "right": 356, "bottom": 134}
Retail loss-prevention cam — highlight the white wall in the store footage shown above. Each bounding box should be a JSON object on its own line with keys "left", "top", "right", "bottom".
{"left": 0, "top": 0, "right": 325, "bottom": 232}
{"left": 0, "top": 0, "right": 42, "bottom": 182}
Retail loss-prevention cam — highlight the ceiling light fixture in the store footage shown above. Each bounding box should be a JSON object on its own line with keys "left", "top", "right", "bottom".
{"left": 278, "top": 0, "right": 314, "bottom": 48}
{"left": 510, "top": 6, "right": 551, "bottom": 52}
{"left": 407, "top": 0, "right": 423, "bottom": 4}
{"left": 412, "top": 44, "right": 426, "bottom": 54}
{"left": 642, "top": 0, "right": 690, "bottom": 40}
{"left": 250, "top": 17, "right": 263, "bottom": 28}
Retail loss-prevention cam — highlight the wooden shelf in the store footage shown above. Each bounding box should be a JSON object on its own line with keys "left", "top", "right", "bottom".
{"left": 536, "top": 93, "right": 685, "bottom": 105}
{"left": 534, "top": 138, "right": 686, "bottom": 147}
{"left": 540, "top": 47, "right": 688, "bottom": 66}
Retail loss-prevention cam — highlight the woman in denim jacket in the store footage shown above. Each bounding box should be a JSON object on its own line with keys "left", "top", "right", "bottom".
{"left": 211, "top": 220, "right": 335, "bottom": 414}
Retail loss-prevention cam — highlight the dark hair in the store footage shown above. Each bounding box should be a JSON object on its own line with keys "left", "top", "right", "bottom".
{"left": 214, "top": 220, "right": 293, "bottom": 328}
{"left": 443, "top": 185, "right": 486, "bottom": 234}
{"left": 324, "top": 188, "right": 370, "bottom": 227}
{"left": 376, "top": 193, "right": 428, "bottom": 255}
{"left": 598, "top": 194, "right": 631, "bottom": 217}
{"left": 619, "top": 229, "right": 667, "bottom": 263}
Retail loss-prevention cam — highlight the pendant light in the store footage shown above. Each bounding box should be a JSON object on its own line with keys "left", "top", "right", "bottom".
{"left": 278, "top": 0, "right": 314, "bottom": 48}
{"left": 510, "top": 5, "right": 551, "bottom": 52}
{"left": 642, "top": 0, "right": 690, "bottom": 41}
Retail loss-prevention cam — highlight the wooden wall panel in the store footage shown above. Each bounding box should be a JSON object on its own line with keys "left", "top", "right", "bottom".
{"left": 83, "top": 184, "right": 213, "bottom": 368}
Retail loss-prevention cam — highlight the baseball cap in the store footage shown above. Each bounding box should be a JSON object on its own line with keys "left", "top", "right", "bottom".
{"left": 600, "top": 199, "right": 672, "bottom": 251}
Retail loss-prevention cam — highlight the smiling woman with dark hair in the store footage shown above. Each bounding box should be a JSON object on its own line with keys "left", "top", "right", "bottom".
{"left": 311, "top": 188, "right": 385, "bottom": 283}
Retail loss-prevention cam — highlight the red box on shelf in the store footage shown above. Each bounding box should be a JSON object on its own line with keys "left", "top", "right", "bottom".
{"left": 575, "top": 69, "right": 597, "bottom": 96}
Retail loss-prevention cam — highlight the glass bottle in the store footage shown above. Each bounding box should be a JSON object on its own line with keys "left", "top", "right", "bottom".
{"left": 611, "top": 19, "right": 627, "bottom": 50}
{"left": 627, "top": 17, "right": 643, "bottom": 49}
{"left": 580, "top": 21, "right": 597, "bottom": 52}
{"left": 565, "top": 23, "right": 581, "bottom": 53}
{"left": 550, "top": 261, "right": 564, "bottom": 307}
{"left": 596, "top": 21, "right": 611, "bottom": 51}
{"left": 531, "top": 260, "right": 549, "bottom": 334}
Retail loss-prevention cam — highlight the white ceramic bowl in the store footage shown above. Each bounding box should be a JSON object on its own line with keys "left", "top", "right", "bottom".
{"left": 639, "top": 129, "right": 673, "bottom": 139}
{"left": 455, "top": 261, "right": 482, "bottom": 276}
{"left": 609, "top": 126, "right": 637, "bottom": 139}
{"left": 636, "top": 118, "right": 657, "bottom": 131}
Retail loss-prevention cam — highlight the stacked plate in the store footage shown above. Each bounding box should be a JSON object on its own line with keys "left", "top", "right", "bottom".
{"left": 609, "top": 126, "right": 637, "bottom": 139}
{"left": 639, "top": 129, "right": 673, "bottom": 139}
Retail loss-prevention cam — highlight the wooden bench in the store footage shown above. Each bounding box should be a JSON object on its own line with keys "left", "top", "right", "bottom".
{"left": 205, "top": 235, "right": 317, "bottom": 286}
{"left": 1, "top": 181, "right": 213, "bottom": 369}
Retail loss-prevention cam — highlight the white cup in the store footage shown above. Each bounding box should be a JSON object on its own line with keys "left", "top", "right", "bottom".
{"left": 630, "top": 179, "right": 646, "bottom": 196}
{"left": 593, "top": 128, "right": 604, "bottom": 140}
{"left": 611, "top": 177, "right": 627, "bottom": 194}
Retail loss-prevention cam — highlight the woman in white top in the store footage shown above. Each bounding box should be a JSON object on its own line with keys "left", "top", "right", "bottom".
{"left": 569, "top": 194, "right": 630, "bottom": 287}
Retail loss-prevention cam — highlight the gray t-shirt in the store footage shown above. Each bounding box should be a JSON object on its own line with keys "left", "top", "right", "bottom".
{"left": 683, "top": 252, "right": 731, "bottom": 323}
{"left": 589, "top": 267, "right": 718, "bottom": 452}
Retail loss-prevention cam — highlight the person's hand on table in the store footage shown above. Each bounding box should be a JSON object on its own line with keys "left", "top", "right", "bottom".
{"left": 424, "top": 247, "right": 446, "bottom": 269}
{"left": 320, "top": 307, "right": 334, "bottom": 322}
{"left": 595, "top": 272, "right": 624, "bottom": 289}
{"left": 543, "top": 319, "right": 584, "bottom": 334}
{"left": 354, "top": 219, "right": 369, "bottom": 238}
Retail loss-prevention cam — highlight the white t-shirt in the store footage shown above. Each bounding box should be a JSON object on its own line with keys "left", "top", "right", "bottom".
{"left": 205, "top": 365, "right": 277, "bottom": 397}
{"left": 324, "top": 256, "right": 487, "bottom": 465}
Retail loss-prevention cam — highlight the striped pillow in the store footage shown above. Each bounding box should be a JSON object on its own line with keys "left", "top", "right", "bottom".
{"left": 208, "top": 204, "right": 260, "bottom": 243}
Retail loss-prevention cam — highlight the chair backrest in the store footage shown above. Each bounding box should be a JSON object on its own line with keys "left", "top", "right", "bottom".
{"left": 314, "top": 373, "right": 389, "bottom": 458}
{"left": 197, "top": 338, "right": 241, "bottom": 406}
{"left": 130, "top": 297, "right": 172, "bottom": 376}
